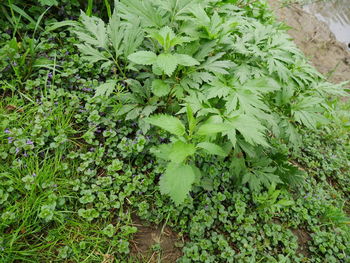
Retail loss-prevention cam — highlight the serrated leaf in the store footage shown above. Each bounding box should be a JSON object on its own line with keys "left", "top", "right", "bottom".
{"left": 152, "top": 79, "right": 170, "bottom": 97}
{"left": 159, "top": 163, "right": 196, "bottom": 205}
{"left": 151, "top": 26, "right": 176, "bottom": 49}
{"left": 189, "top": 4, "right": 210, "bottom": 25}
{"left": 206, "top": 78, "right": 231, "bottom": 99}
{"left": 108, "top": 13, "right": 124, "bottom": 57}
{"left": 75, "top": 43, "right": 109, "bottom": 63}
{"left": 72, "top": 30, "right": 100, "bottom": 46}
{"left": 292, "top": 97, "right": 327, "bottom": 129}
{"left": 150, "top": 144, "right": 173, "bottom": 160}
{"left": 146, "top": 114, "right": 186, "bottom": 136}
{"left": 199, "top": 52, "right": 235, "bottom": 74}
{"left": 242, "top": 172, "right": 260, "bottom": 192}
{"left": 234, "top": 64, "right": 251, "bottom": 83}
{"left": 228, "top": 115, "right": 268, "bottom": 146}
{"left": 117, "top": 104, "right": 137, "bottom": 116}
{"left": 119, "top": 0, "right": 164, "bottom": 28}
{"left": 94, "top": 80, "right": 117, "bottom": 97}
{"left": 141, "top": 105, "right": 157, "bottom": 117}
{"left": 226, "top": 89, "right": 269, "bottom": 116}
{"left": 151, "top": 140, "right": 195, "bottom": 163}
{"left": 243, "top": 165, "right": 283, "bottom": 192}
{"left": 197, "top": 123, "right": 230, "bottom": 136}
{"left": 168, "top": 141, "right": 196, "bottom": 163}
{"left": 175, "top": 54, "right": 200, "bottom": 66}
{"left": 156, "top": 53, "right": 178, "bottom": 76}
{"left": 230, "top": 156, "right": 246, "bottom": 177}
{"left": 196, "top": 142, "right": 227, "bottom": 157}
{"left": 316, "top": 82, "right": 350, "bottom": 97}
{"left": 281, "top": 120, "right": 301, "bottom": 147}
{"left": 125, "top": 107, "right": 142, "bottom": 120}
{"left": 79, "top": 11, "right": 107, "bottom": 48}
{"left": 242, "top": 77, "right": 281, "bottom": 93}
{"left": 128, "top": 51, "right": 157, "bottom": 65}
{"left": 123, "top": 22, "right": 144, "bottom": 57}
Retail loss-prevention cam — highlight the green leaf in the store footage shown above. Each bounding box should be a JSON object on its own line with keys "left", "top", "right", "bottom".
{"left": 242, "top": 166, "right": 283, "bottom": 192}
{"left": 38, "top": 0, "right": 58, "bottom": 6}
{"left": 159, "top": 163, "right": 196, "bottom": 205}
{"left": 117, "top": 104, "right": 137, "bottom": 116}
{"left": 228, "top": 115, "right": 268, "bottom": 146}
{"left": 152, "top": 79, "right": 170, "bottom": 97}
{"left": 230, "top": 156, "right": 246, "bottom": 177}
{"left": 242, "top": 172, "right": 260, "bottom": 192}
{"left": 189, "top": 4, "right": 210, "bottom": 25}
{"left": 10, "top": 4, "right": 37, "bottom": 27}
{"left": 196, "top": 142, "right": 227, "bottom": 157}
{"left": 79, "top": 11, "right": 107, "bottom": 48}
{"left": 206, "top": 78, "right": 231, "bottom": 99}
{"left": 150, "top": 144, "right": 172, "bottom": 160}
{"left": 197, "top": 123, "right": 229, "bottom": 136}
{"left": 242, "top": 77, "right": 281, "bottom": 93}
{"left": 277, "top": 200, "right": 294, "bottom": 206}
{"left": 125, "top": 107, "right": 142, "bottom": 120}
{"left": 199, "top": 52, "right": 234, "bottom": 74}
{"left": 32, "top": 58, "right": 55, "bottom": 69}
{"left": 102, "top": 224, "right": 115, "bottom": 238}
{"left": 108, "top": 13, "right": 124, "bottom": 57}
{"left": 150, "top": 141, "right": 195, "bottom": 163}
{"left": 146, "top": 114, "right": 186, "bottom": 136}
{"left": 156, "top": 53, "right": 178, "bottom": 76}
{"left": 175, "top": 54, "right": 200, "bottom": 66}
{"left": 94, "top": 80, "right": 117, "bottom": 97}
{"left": 201, "top": 177, "right": 214, "bottom": 191}
{"left": 186, "top": 104, "right": 196, "bottom": 134}
{"left": 292, "top": 97, "right": 327, "bottom": 129}
{"left": 168, "top": 141, "right": 196, "bottom": 163}
{"left": 47, "top": 21, "right": 79, "bottom": 32}
{"left": 119, "top": 0, "right": 164, "bottom": 28}
{"left": 75, "top": 43, "right": 109, "bottom": 63}
{"left": 128, "top": 51, "right": 157, "bottom": 65}
{"left": 281, "top": 120, "right": 301, "bottom": 147}
{"left": 151, "top": 26, "right": 176, "bottom": 49}
{"left": 122, "top": 22, "right": 144, "bottom": 57}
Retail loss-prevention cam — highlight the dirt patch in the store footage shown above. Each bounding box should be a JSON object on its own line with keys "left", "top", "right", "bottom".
{"left": 130, "top": 217, "right": 183, "bottom": 263}
{"left": 291, "top": 228, "right": 312, "bottom": 257}
{"left": 268, "top": 0, "right": 350, "bottom": 85}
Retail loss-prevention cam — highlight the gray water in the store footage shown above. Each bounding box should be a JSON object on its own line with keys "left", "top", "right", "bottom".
{"left": 303, "top": 0, "right": 350, "bottom": 46}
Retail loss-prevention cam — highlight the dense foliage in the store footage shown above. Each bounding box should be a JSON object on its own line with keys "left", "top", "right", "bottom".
{"left": 0, "top": 0, "right": 349, "bottom": 262}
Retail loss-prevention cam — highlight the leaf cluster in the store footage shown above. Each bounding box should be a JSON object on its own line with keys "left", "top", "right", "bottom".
{"left": 54, "top": 0, "right": 348, "bottom": 204}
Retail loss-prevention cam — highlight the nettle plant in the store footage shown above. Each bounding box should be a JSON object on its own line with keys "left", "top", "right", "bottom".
{"left": 56, "top": 0, "right": 347, "bottom": 205}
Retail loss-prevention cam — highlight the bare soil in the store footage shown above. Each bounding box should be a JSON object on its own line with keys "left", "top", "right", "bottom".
{"left": 130, "top": 217, "right": 183, "bottom": 263}
{"left": 268, "top": 0, "right": 350, "bottom": 85}
{"left": 292, "top": 228, "right": 312, "bottom": 258}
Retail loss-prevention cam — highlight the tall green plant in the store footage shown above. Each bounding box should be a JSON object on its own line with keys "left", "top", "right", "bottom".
{"left": 53, "top": 0, "right": 349, "bottom": 205}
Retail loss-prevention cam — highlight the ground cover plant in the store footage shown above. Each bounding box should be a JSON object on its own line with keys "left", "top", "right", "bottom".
{"left": 0, "top": 0, "right": 349, "bottom": 262}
